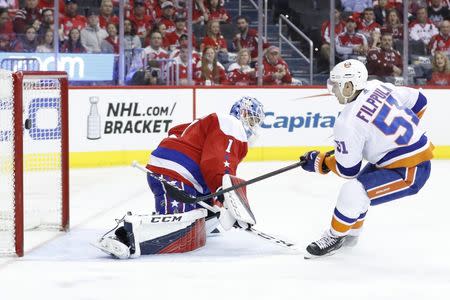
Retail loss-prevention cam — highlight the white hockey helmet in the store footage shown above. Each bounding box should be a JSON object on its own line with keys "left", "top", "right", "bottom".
{"left": 327, "top": 59, "right": 368, "bottom": 104}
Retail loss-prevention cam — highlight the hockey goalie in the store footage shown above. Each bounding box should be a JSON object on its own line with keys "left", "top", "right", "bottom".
{"left": 93, "top": 97, "right": 265, "bottom": 258}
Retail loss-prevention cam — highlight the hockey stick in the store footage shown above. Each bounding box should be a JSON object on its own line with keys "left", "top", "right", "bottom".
{"left": 132, "top": 150, "right": 334, "bottom": 204}
{"left": 131, "top": 163, "right": 298, "bottom": 250}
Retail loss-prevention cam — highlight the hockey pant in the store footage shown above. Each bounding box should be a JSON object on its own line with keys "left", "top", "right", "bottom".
{"left": 330, "top": 160, "right": 431, "bottom": 237}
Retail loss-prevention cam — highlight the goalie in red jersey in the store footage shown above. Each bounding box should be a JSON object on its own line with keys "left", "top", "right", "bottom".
{"left": 94, "top": 97, "right": 265, "bottom": 259}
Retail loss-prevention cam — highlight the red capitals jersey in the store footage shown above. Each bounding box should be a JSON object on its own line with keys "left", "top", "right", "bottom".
{"left": 166, "top": 30, "right": 197, "bottom": 50}
{"left": 201, "top": 35, "right": 228, "bottom": 51}
{"left": 429, "top": 33, "right": 450, "bottom": 55}
{"left": 147, "top": 113, "right": 248, "bottom": 194}
{"left": 171, "top": 56, "right": 197, "bottom": 80}
{"left": 428, "top": 71, "right": 450, "bottom": 85}
{"left": 207, "top": 8, "right": 231, "bottom": 23}
{"left": 321, "top": 20, "right": 346, "bottom": 44}
{"left": 357, "top": 20, "right": 381, "bottom": 39}
{"left": 194, "top": 61, "right": 228, "bottom": 85}
{"left": 141, "top": 46, "right": 169, "bottom": 63}
{"left": 159, "top": 16, "right": 176, "bottom": 33}
{"left": 260, "top": 57, "right": 292, "bottom": 85}
{"left": 381, "top": 24, "right": 403, "bottom": 40}
{"left": 367, "top": 47, "right": 403, "bottom": 76}
{"left": 336, "top": 31, "right": 367, "bottom": 55}
{"left": 129, "top": 14, "right": 154, "bottom": 37}
{"left": 60, "top": 15, "right": 87, "bottom": 39}
{"left": 99, "top": 14, "right": 119, "bottom": 30}
{"left": 226, "top": 63, "right": 256, "bottom": 85}
{"left": 232, "top": 29, "right": 261, "bottom": 59}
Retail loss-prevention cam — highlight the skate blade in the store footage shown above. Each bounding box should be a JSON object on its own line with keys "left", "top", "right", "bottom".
{"left": 91, "top": 238, "right": 130, "bottom": 259}
{"left": 304, "top": 249, "right": 340, "bottom": 260}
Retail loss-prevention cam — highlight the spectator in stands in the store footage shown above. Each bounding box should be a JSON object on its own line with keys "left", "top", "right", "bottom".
{"left": 428, "top": 0, "right": 450, "bottom": 27}
{"left": 206, "top": 0, "right": 231, "bottom": 24}
{"left": 61, "top": 0, "right": 87, "bottom": 40}
{"left": 374, "top": 0, "right": 390, "bottom": 25}
{"left": 201, "top": 20, "right": 228, "bottom": 60}
{"left": 38, "top": 8, "right": 54, "bottom": 39}
{"left": 81, "top": 10, "right": 108, "bottom": 53}
{"left": 367, "top": 32, "right": 403, "bottom": 78}
{"left": 0, "top": 0, "right": 17, "bottom": 9}
{"left": 260, "top": 45, "right": 292, "bottom": 85}
{"left": 124, "top": 18, "right": 142, "bottom": 50}
{"left": 166, "top": 14, "right": 196, "bottom": 51}
{"left": 129, "top": 0, "right": 154, "bottom": 38}
{"left": 357, "top": 7, "right": 382, "bottom": 43}
{"left": 0, "top": 33, "right": 12, "bottom": 52}
{"left": 381, "top": 9, "right": 403, "bottom": 41}
{"left": 192, "top": 0, "right": 209, "bottom": 24}
{"left": 227, "top": 48, "right": 256, "bottom": 85}
{"left": 0, "top": 7, "right": 14, "bottom": 40}
{"left": 172, "top": 46, "right": 196, "bottom": 85}
{"left": 410, "top": 7, "right": 438, "bottom": 53}
{"left": 99, "top": 0, "right": 119, "bottom": 30}
{"left": 169, "top": 33, "right": 201, "bottom": 64}
{"left": 342, "top": 0, "right": 372, "bottom": 13}
{"left": 13, "top": 25, "right": 39, "bottom": 52}
{"left": 61, "top": 28, "right": 86, "bottom": 53}
{"left": 141, "top": 30, "right": 169, "bottom": 70}
{"left": 233, "top": 16, "right": 265, "bottom": 63}
{"left": 428, "top": 50, "right": 450, "bottom": 84}
{"left": 13, "top": 0, "right": 41, "bottom": 35}
{"left": 101, "top": 23, "right": 119, "bottom": 53}
{"left": 36, "top": 28, "right": 54, "bottom": 52}
{"left": 336, "top": 16, "right": 368, "bottom": 60}
{"left": 195, "top": 46, "right": 227, "bottom": 85}
{"left": 429, "top": 19, "right": 450, "bottom": 55}
{"left": 159, "top": 1, "right": 176, "bottom": 33}
{"left": 320, "top": 8, "right": 346, "bottom": 65}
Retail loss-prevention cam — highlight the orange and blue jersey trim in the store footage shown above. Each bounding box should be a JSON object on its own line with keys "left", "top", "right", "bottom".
{"left": 376, "top": 135, "right": 434, "bottom": 169}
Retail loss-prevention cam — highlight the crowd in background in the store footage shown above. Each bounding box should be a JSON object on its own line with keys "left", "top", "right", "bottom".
{"left": 319, "top": 0, "right": 450, "bottom": 85}
{"left": 1, "top": 0, "right": 450, "bottom": 86}
{"left": 0, "top": 0, "right": 292, "bottom": 86}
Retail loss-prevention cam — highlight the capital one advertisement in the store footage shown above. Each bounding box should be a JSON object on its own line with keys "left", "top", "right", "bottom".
{"left": 69, "top": 88, "right": 194, "bottom": 153}
{"left": 195, "top": 88, "right": 342, "bottom": 147}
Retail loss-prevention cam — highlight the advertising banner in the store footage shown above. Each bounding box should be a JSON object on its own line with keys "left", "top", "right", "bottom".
{"left": 69, "top": 88, "right": 193, "bottom": 154}
{"left": 0, "top": 53, "right": 115, "bottom": 81}
{"left": 195, "top": 88, "right": 342, "bottom": 147}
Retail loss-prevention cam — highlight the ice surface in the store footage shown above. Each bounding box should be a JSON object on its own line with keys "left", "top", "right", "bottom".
{"left": 0, "top": 161, "right": 449, "bottom": 300}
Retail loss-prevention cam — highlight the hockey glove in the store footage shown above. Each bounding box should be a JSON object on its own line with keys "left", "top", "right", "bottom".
{"left": 300, "top": 150, "right": 330, "bottom": 174}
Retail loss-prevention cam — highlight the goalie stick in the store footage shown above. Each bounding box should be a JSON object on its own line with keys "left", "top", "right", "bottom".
{"left": 132, "top": 163, "right": 299, "bottom": 251}
{"left": 132, "top": 149, "right": 334, "bottom": 204}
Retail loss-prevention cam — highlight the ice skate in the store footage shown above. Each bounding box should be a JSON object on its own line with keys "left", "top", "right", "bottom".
{"left": 304, "top": 230, "right": 345, "bottom": 259}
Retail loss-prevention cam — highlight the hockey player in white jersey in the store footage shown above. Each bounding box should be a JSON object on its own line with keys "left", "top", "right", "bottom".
{"left": 300, "top": 59, "right": 433, "bottom": 259}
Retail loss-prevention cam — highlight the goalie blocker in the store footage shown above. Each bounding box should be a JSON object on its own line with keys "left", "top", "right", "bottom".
{"left": 93, "top": 174, "right": 256, "bottom": 259}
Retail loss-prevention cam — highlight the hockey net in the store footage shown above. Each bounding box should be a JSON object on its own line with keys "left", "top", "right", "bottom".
{"left": 0, "top": 70, "right": 69, "bottom": 257}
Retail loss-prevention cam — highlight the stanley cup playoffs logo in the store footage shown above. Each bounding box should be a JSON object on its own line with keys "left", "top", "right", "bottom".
{"left": 87, "top": 96, "right": 101, "bottom": 140}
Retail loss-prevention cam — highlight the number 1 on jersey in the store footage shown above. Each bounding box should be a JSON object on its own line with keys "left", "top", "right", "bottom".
{"left": 226, "top": 139, "right": 233, "bottom": 153}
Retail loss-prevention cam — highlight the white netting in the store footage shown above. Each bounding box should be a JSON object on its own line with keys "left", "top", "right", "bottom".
{"left": 0, "top": 69, "right": 15, "bottom": 254}
{"left": 0, "top": 71, "right": 65, "bottom": 255}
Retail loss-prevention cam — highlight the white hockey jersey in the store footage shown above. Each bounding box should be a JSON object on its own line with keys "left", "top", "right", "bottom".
{"left": 326, "top": 80, "right": 433, "bottom": 178}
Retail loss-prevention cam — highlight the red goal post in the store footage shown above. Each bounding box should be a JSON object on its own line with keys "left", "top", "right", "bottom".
{"left": 0, "top": 70, "right": 69, "bottom": 257}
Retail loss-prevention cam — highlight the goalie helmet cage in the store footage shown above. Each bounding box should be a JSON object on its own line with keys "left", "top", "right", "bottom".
{"left": 0, "top": 70, "right": 69, "bottom": 257}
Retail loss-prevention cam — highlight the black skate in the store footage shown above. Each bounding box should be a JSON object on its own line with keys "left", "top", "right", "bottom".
{"left": 304, "top": 231, "right": 345, "bottom": 259}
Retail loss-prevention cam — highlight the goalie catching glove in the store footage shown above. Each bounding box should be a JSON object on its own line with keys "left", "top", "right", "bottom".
{"left": 300, "top": 150, "right": 332, "bottom": 174}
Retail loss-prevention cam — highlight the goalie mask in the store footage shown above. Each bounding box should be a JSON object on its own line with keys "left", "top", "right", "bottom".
{"left": 230, "top": 96, "right": 265, "bottom": 139}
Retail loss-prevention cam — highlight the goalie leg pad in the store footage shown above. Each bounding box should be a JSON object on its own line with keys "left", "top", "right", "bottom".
{"left": 123, "top": 209, "right": 208, "bottom": 255}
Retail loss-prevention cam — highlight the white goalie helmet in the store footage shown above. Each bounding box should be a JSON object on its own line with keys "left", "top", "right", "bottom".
{"left": 327, "top": 59, "right": 368, "bottom": 104}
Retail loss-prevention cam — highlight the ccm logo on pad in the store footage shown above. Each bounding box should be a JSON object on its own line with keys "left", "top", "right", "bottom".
{"left": 150, "top": 216, "right": 183, "bottom": 223}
